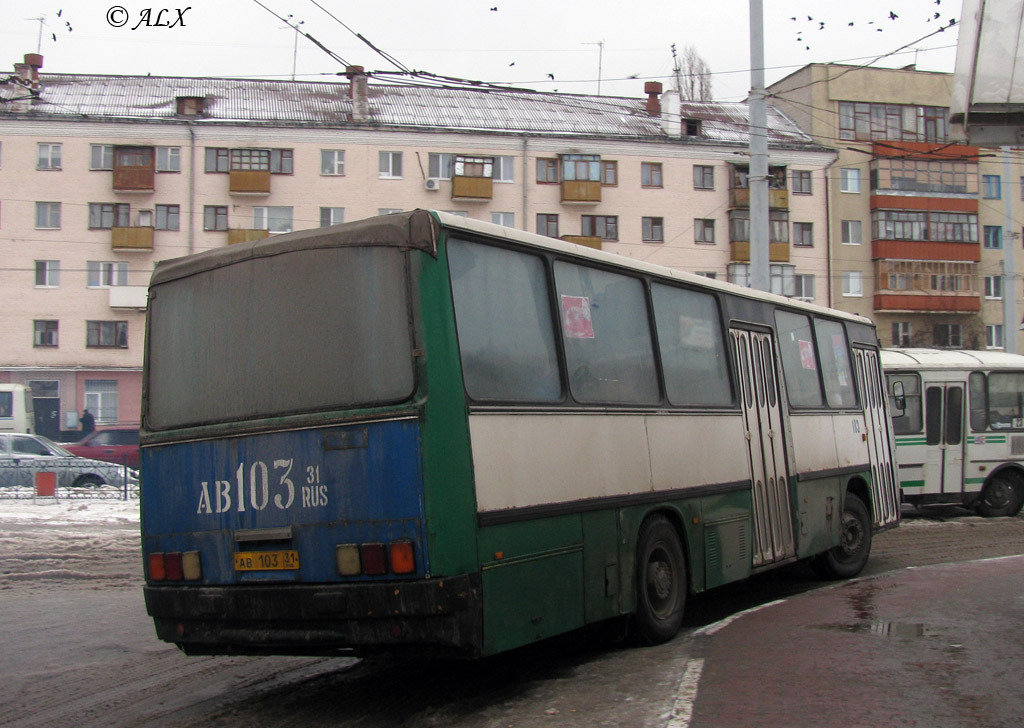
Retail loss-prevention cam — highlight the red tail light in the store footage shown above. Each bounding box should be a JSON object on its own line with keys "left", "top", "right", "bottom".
{"left": 360, "top": 543, "right": 388, "bottom": 575}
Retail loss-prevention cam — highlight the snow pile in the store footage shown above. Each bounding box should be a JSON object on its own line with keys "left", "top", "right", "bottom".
{"left": 0, "top": 495, "right": 139, "bottom": 525}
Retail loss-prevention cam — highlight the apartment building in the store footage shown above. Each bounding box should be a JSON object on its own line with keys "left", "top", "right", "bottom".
{"left": 0, "top": 55, "right": 835, "bottom": 438}
{"left": 769, "top": 63, "right": 1024, "bottom": 352}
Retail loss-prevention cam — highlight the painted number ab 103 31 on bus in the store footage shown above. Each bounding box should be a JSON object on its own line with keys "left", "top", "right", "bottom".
{"left": 140, "top": 210, "right": 900, "bottom": 658}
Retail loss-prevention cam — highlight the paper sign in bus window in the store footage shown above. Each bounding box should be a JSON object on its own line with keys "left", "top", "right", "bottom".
{"left": 799, "top": 339, "right": 817, "bottom": 370}
{"left": 561, "top": 295, "right": 595, "bottom": 339}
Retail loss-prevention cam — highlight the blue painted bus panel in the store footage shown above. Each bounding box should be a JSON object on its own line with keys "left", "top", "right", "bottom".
{"left": 141, "top": 420, "right": 427, "bottom": 583}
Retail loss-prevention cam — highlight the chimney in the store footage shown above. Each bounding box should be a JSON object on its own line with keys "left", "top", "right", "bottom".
{"left": 346, "top": 65, "right": 370, "bottom": 123}
{"left": 11, "top": 53, "right": 43, "bottom": 111}
{"left": 645, "top": 81, "right": 663, "bottom": 117}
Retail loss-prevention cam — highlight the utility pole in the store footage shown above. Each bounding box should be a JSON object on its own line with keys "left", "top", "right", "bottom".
{"left": 748, "top": 0, "right": 770, "bottom": 291}
{"left": 1002, "top": 146, "right": 1018, "bottom": 352}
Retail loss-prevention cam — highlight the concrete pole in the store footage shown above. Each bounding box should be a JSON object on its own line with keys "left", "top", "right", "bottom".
{"left": 1002, "top": 146, "right": 1018, "bottom": 352}
{"left": 749, "top": 0, "right": 770, "bottom": 292}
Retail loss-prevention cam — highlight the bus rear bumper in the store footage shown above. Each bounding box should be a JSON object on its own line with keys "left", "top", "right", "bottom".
{"left": 144, "top": 574, "right": 483, "bottom": 657}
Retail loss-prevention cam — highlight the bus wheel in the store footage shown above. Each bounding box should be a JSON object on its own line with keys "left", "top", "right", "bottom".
{"left": 811, "top": 493, "right": 871, "bottom": 580}
{"left": 632, "top": 515, "right": 686, "bottom": 645}
{"left": 976, "top": 472, "right": 1024, "bottom": 518}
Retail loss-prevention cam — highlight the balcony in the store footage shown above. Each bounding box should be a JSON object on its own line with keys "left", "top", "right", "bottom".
{"left": 874, "top": 260, "right": 980, "bottom": 312}
{"left": 113, "top": 166, "right": 155, "bottom": 193}
{"left": 228, "top": 228, "right": 271, "bottom": 245}
{"left": 729, "top": 187, "right": 789, "bottom": 209}
{"left": 230, "top": 169, "right": 271, "bottom": 195}
{"left": 874, "top": 293, "right": 981, "bottom": 313}
{"left": 560, "top": 235, "right": 602, "bottom": 250}
{"left": 111, "top": 226, "right": 154, "bottom": 251}
{"left": 451, "top": 175, "right": 493, "bottom": 200}
{"left": 730, "top": 241, "right": 790, "bottom": 263}
{"left": 561, "top": 180, "right": 601, "bottom": 204}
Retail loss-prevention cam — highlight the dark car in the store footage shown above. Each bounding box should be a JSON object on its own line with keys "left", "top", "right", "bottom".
{"left": 64, "top": 427, "right": 140, "bottom": 469}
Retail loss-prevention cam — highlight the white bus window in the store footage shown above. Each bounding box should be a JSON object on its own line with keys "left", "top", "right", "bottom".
{"left": 986, "top": 372, "right": 1024, "bottom": 429}
{"left": 775, "top": 310, "right": 824, "bottom": 407}
{"left": 554, "top": 262, "right": 659, "bottom": 405}
{"left": 448, "top": 238, "right": 561, "bottom": 402}
{"left": 969, "top": 372, "right": 988, "bottom": 431}
{"left": 814, "top": 319, "right": 857, "bottom": 408}
{"left": 651, "top": 284, "right": 731, "bottom": 406}
{"left": 889, "top": 374, "right": 922, "bottom": 434}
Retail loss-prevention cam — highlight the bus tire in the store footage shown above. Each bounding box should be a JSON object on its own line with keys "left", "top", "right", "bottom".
{"left": 631, "top": 515, "right": 687, "bottom": 645}
{"left": 975, "top": 471, "right": 1024, "bottom": 518}
{"left": 810, "top": 493, "right": 871, "bottom": 580}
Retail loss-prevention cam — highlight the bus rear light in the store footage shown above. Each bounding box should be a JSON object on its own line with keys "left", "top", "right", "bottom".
{"left": 165, "top": 552, "right": 184, "bottom": 581}
{"left": 336, "top": 544, "right": 361, "bottom": 576}
{"left": 182, "top": 551, "right": 203, "bottom": 580}
{"left": 389, "top": 540, "right": 416, "bottom": 574}
{"left": 148, "top": 552, "right": 166, "bottom": 581}
{"left": 361, "top": 543, "right": 388, "bottom": 575}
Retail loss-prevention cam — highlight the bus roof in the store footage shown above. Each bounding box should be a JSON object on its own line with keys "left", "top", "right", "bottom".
{"left": 881, "top": 348, "right": 1024, "bottom": 370}
{"left": 150, "top": 210, "right": 872, "bottom": 326}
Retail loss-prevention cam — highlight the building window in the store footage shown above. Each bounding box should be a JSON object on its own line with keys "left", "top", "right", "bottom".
{"left": 841, "top": 220, "right": 862, "bottom": 245}
{"left": 37, "top": 143, "right": 61, "bottom": 170}
{"left": 560, "top": 154, "right": 602, "bottom": 183}
{"left": 793, "top": 222, "right": 814, "bottom": 247}
{"left": 840, "top": 168, "right": 861, "bottom": 193}
{"left": 84, "top": 379, "right": 119, "bottom": 422}
{"left": 933, "top": 323, "right": 963, "bottom": 348}
{"left": 727, "top": 263, "right": 750, "bottom": 287}
{"left": 35, "top": 202, "right": 61, "bottom": 229}
{"left": 320, "top": 207, "right": 345, "bottom": 227}
{"left": 983, "top": 225, "right": 1003, "bottom": 249}
{"left": 205, "top": 147, "right": 229, "bottom": 172}
{"left": 792, "top": 170, "right": 812, "bottom": 194}
{"left": 454, "top": 155, "right": 494, "bottom": 179}
{"left": 90, "top": 144, "right": 113, "bottom": 170}
{"left": 842, "top": 271, "right": 863, "bottom": 297}
{"left": 985, "top": 276, "right": 1003, "bottom": 299}
{"left": 982, "top": 174, "right": 1002, "bottom": 199}
{"left": 86, "top": 322, "right": 128, "bottom": 349}
{"left": 642, "top": 217, "right": 664, "bottom": 243}
{"left": 230, "top": 148, "right": 268, "bottom": 171}
{"left": 695, "top": 218, "right": 715, "bottom": 244}
{"left": 378, "top": 208, "right": 403, "bottom": 216}
{"left": 770, "top": 265, "right": 796, "bottom": 296}
{"left": 379, "top": 151, "right": 403, "bottom": 179}
{"left": 693, "top": 165, "right": 714, "bottom": 190}
{"left": 88, "top": 203, "right": 130, "bottom": 229}
{"left": 536, "top": 158, "right": 558, "bottom": 184}
{"left": 892, "top": 322, "right": 912, "bottom": 347}
{"left": 443, "top": 210, "right": 469, "bottom": 217}
{"left": 253, "top": 206, "right": 293, "bottom": 233}
{"left": 203, "top": 205, "right": 228, "bottom": 231}
{"left": 600, "top": 160, "right": 618, "bottom": 186}
{"left": 428, "top": 153, "right": 453, "bottom": 180}
{"left": 491, "top": 212, "right": 515, "bottom": 227}
{"left": 794, "top": 274, "right": 815, "bottom": 300}
{"left": 641, "top": 162, "right": 663, "bottom": 188}
{"left": 321, "top": 150, "right": 345, "bottom": 176}
{"left": 870, "top": 157, "right": 975, "bottom": 195}
{"left": 838, "top": 101, "right": 948, "bottom": 143}
{"left": 537, "top": 214, "right": 559, "bottom": 237}
{"left": 154, "top": 204, "right": 180, "bottom": 231}
{"left": 987, "top": 325, "right": 1005, "bottom": 349}
{"left": 34, "top": 320, "right": 58, "bottom": 347}
{"left": 156, "top": 146, "right": 181, "bottom": 172}
{"left": 581, "top": 215, "right": 618, "bottom": 241}
{"left": 696, "top": 272, "right": 717, "bottom": 280}
{"left": 35, "top": 260, "right": 59, "bottom": 287}
{"left": 87, "top": 261, "right": 128, "bottom": 288}
{"left": 494, "top": 156, "right": 515, "bottom": 182}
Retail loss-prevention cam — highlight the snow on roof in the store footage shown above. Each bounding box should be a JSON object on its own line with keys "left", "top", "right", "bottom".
{"left": 0, "top": 72, "right": 816, "bottom": 145}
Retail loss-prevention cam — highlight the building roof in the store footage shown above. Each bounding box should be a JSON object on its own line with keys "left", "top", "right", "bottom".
{"left": 0, "top": 72, "right": 818, "bottom": 146}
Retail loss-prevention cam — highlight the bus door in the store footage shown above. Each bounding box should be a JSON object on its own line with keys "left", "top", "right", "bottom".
{"left": 924, "top": 383, "right": 966, "bottom": 495}
{"left": 730, "top": 328, "right": 795, "bottom": 567}
{"left": 853, "top": 348, "right": 900, "bottom": 526}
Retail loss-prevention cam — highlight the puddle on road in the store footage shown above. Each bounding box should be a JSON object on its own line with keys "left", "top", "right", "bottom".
{"left": 815, "top": 621, "right": 942, "bottom": 638}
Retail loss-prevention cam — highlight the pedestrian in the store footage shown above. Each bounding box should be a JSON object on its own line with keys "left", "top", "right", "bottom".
{"left": 80, "top": 408, "right": 95, "bottom": 437}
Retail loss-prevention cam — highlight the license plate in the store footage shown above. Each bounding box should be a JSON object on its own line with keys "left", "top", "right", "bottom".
{"left": 233, "top": 550, "right": 300, "bottom": 571}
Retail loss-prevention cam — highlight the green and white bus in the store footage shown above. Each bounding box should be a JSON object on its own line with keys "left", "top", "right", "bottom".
{"left": 141, "top": 210, "right": 900, "bottom": 658}
{"left": 883, "top": 348, "right": 1024, "bottom": 517}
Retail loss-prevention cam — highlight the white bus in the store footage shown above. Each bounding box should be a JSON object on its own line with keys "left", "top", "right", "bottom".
{"left": 0, "top": 384, "right": 34, "bottom": 434}
{"left": 882, "top": 348, "right": 1024, "bottom": 517}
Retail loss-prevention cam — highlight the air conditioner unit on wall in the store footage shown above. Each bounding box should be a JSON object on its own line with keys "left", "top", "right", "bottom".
{"left": 424, "top": 178, "right": 441, "bottom": 191}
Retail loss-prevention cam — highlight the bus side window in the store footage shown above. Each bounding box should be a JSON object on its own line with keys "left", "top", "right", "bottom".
{"left": 969, "top": 371, "right": 988, "bottom": 431}
{"left": 986, "top": 371, "right": 1024, "bottom": 429}
{"left": 813, "top": 319, "right": 857, "bottom": 408}
{"left": 774, "top": 310, "right": 824, "bottom": 407}
{"left": 888, "top": 374, "right": 922, "bottom": 435}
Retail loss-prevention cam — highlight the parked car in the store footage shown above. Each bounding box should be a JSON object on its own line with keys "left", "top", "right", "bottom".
{"left": 64, "top": 427, "right": 140, "bottom": 469}
{"left": 0, "top": 432, "right": 138, "bottom": 489}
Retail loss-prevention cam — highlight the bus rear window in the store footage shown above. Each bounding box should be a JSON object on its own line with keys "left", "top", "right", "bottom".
{"left": 146, "top": 246, "right": 415, "bottom": 429}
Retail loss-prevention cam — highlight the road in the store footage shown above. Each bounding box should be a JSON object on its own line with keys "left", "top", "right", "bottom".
{"left": 1, "top": 506, "right": 1022, "bottom": 728}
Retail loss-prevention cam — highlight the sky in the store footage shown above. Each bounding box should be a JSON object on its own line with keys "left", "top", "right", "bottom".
{"left": 0, "top": 0, "right": 962, "bottom": 102}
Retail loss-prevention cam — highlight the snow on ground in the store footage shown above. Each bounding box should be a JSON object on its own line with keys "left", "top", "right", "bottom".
{"left": 0, "top": 491, "right": 139, "bottom": 526}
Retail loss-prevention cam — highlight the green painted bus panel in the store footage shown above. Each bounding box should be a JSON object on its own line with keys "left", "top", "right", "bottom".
{"left": 477, "top": 515, "right": 583, "bottom": 562}
{"left": 581, "top": 510, "right": 622, "bottom": 622}
{"left": 794, "top": 476, "right": 843, "bottom": 559}
{"left": 414, "top": 240, "right": 481, "bottom": 577}
{"left": 481, "top": 548, "right": 584, "bottom": 655}
{"left": 699, "top": 490, "right": 754, "bottom": 589}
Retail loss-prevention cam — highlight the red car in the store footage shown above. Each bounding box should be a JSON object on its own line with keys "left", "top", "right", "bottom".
{"left": 65, "top": 427, "right": 140, "bottom": 469}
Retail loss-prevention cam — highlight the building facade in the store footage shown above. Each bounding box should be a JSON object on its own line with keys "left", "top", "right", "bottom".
{"left": 0, "top": 57, "right": 834, "bottom": 438}
{"left": 769, "top": 63, "right": 1024, "bottom": 353}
